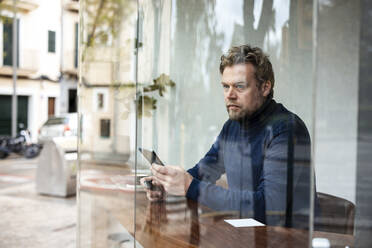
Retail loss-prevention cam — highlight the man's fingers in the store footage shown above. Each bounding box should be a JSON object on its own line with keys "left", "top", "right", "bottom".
{"left": 151, "top": 179, "right": 162, "bottom": 186}
{"left": 153, "top": 175, "right": 169, "bottom": 187}
{"left": 153, "top": 177, "right": 171, "bottom": 191}
{"left": 150, "top": 164, "right": 188, "bottom": 196}
{"left": 152, "top": 164, "right": 179, "bottom": 179}
{"left": 162, "top": 182, "right": 170, "bottom": 191}
{"left": 151, "top": 163, "right": 168, "bottom": 174}
{"left": 151, "top": 167, "right": 169, "bottom": 182}
{"left": 140, "top": 176, "right": 154, "bottom": 187}
{"left": 153, "top": 164, "right": 180, "bottom": 177}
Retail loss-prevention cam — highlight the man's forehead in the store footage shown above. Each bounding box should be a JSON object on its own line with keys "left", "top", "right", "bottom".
{"left": 222, "top": 64, "right": 255, "bottom": 76}
{"left": 221, "top": 64, "right": 255, "bottom": 82}
{"left": 223, "top": 63, "right": 255, "bottom": 72}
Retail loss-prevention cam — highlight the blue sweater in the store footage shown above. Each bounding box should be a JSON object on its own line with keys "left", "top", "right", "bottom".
{"left": 186, "top": 99, "right": 313, "bottom": 228}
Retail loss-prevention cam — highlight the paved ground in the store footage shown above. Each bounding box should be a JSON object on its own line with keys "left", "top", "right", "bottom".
{"left": 0, "top": 154, "right": 76, "bottom": 248}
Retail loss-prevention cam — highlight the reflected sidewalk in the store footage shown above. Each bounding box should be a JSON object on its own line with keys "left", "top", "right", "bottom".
{"left": 0, "top": 155, "right": 76, "bottom": 248}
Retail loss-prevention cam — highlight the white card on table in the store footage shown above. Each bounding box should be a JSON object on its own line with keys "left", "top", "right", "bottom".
{"left": 224, "top": 218, "right": 265, "bottom": 227}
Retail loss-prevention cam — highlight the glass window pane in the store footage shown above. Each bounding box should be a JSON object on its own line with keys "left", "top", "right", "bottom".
{"left": 134, "top": 0, "right": 313, "bottom": 247}
{"left": 78, "top": 0, "right": 372, "bottom": 247}
{"left": 312, "top": 0, "right": 372, "bottom": 247}
{"left": 78, "top": 0, "right": 138, "bottom": 247}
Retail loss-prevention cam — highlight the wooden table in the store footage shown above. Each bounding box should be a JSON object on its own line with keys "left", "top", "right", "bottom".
{"left": 79, "top": 171, "right": 354, "bottom": 248}
{"left": 124, "top": 192, "right": 353, "bottom": 248}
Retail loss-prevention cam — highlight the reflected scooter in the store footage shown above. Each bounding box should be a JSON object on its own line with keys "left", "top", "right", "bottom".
{"left": 0, "top": 124, "right": 42, "bottom": 159}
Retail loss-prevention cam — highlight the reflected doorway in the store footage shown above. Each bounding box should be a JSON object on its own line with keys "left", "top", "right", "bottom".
{"left": 68, "top": 89, "right": 77, "bottom": 113}
{"left": 48, "top": 97, "right": 55, "bottom": 116}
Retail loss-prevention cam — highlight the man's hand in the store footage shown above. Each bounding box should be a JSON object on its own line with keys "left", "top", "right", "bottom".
{"left": 151, "top": 164, "right": 193, "bottom": 196}
{"left": 140, "top": 176, "right": 166, "bottom": 202}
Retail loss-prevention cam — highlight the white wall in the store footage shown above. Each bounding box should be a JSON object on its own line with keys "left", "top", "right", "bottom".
{"left": 23, "top": 0, "right": 62, "bottom": 80}
{"left": 62, "top": 9, "right": 79, "bottom": 70}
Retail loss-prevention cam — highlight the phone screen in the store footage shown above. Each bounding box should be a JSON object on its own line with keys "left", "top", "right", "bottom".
{"left": 138, "top": 148, "right": 165, "bottom": 166}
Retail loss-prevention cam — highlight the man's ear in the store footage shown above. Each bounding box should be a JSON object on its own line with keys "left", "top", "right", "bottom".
{"left": 262, "top": 81, "right": 272, "bottom": 97}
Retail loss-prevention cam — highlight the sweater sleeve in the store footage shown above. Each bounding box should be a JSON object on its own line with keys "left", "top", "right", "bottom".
{"left": 186, "top": 123, "right": 227, "bottom": 200}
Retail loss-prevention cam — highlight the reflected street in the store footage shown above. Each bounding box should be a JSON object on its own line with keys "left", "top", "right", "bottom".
{"left": 0, "top": 155, "right": 75, "bottom": 248}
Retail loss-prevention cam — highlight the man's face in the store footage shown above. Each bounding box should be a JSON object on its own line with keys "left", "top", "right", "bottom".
{"left": 221, "top": 63, "right": 270, "bottom": 120}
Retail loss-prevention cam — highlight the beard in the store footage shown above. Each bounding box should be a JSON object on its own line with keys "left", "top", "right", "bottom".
{"left": 226, "top": 106, "right": 251, "bottom": 121}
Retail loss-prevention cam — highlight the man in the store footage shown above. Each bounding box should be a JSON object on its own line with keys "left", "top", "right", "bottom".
{"left": 142, "top": 45, "right": 313, "bottom": 228}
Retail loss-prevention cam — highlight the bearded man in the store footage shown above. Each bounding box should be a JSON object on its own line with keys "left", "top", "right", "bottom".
{"left": 143, "top": 45, "right": 315, "bottom": 228}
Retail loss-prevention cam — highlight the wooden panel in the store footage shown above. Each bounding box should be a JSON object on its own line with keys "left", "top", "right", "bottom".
{"left": 48, "top": 97, "right": 55, "bottom": 116}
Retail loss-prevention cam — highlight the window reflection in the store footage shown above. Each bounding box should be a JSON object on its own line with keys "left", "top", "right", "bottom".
{"left": 78, "top": 0, "right": 371, "bottom": 247}
{"left": 100, "top": 119, "right": 110, "bottom": 138}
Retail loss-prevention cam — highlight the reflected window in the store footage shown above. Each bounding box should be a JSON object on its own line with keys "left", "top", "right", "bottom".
{"left": 93, "top": 88, "right": 108, "bottom": 112}
{"left": 48, "top": 30, "right": 56, "bottom": 53}
{"left": 100, "top": 119, "right": 110, "bottom": 138}
{"left": 97, "top": 93, "right": 104, "bottom": 110}
{"left": 3, "top": 17, "right": 19, "bottom": 66}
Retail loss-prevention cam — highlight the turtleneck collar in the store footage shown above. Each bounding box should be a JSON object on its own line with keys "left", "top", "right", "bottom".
{"left": 238, "top": 97, "right": 277, "bottom": 130}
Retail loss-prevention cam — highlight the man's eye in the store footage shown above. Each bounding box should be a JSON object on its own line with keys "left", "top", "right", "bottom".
{"left": 236, "top": 84, "right": 245, "bottom": 89}
{"left": 222, "top": 85, "right": 229, "bottom": 89}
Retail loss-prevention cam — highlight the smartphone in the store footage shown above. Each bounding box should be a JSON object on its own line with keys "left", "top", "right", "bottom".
{"left": 138, "top": 148, "right": 165, "bottom": 166}
{"left": 138, "top": 148, "right": 164, "bottom": 191}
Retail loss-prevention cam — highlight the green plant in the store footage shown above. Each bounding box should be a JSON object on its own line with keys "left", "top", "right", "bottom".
{"left": 119, "top": 73, "right": 175, "bottom": 119}
{"left": 136, "top": 73, "right": 175, "bottom": 117}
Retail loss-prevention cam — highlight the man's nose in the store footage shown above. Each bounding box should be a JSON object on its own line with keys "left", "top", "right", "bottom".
{"left": 226, "top": 87, "right": 237, "bottom": 99}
